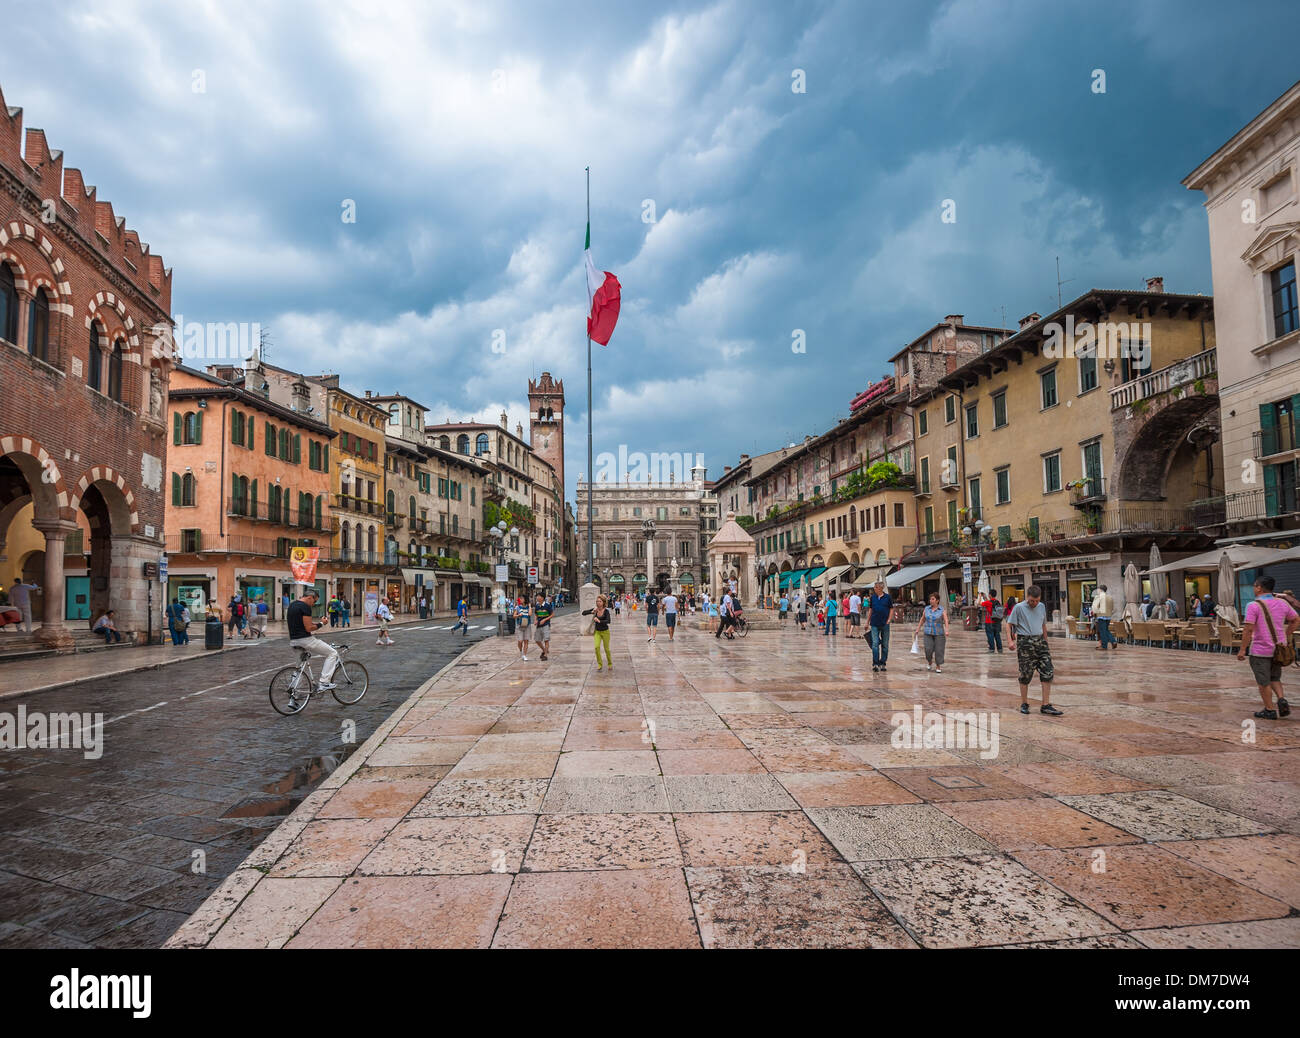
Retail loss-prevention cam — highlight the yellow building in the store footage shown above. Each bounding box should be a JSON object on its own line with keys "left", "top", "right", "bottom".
{"left": 904, "top": 280, "right": 1222, "bottom": 617}
{"left": 314, "top": 379, "right": 388, "bottom": 616}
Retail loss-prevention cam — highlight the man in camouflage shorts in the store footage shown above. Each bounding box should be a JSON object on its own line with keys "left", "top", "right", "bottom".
{"left": 1007, "top": 584, "right": 1063, "bottom": 716}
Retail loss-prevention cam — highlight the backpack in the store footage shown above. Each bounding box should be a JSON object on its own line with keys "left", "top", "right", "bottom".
{"left": 993, "top": 603, "right": 1005, "bottom": 621}
{"left": 257, "top": 601, "right": 268, "bottom": 615}
{"left": 234, "top": 601, "right": 245, "bottom": 617}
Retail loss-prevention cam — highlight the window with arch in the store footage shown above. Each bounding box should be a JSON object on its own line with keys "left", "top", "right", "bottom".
{"left": 231, "top": 474, "right": 250, "bottom": 515}
{"left": 341, "top": 521, "right": 351, "bottom": 555}
{"left": 476, "top": 433, "right": 489, "bottom": 455}
{"left": 87, "top": 322, "right": 103, "bottom": 391}
{"left": 0, "top": 263, "right": 16, "bottom": 343}
{"left": 175, "top": 410, "right": 203, "bottom": 445}
{"left": 27, "top": 287, "right": 50, "bottom": 362}
{"left": 457, "top": 434, "right": 470, "bottom": 455}
{"left": 368, "top": 526, "right": 377, "bottom": 554}
{"left": 171, "top": 472, "right": 197, "bottom": 507}
{"left": 386, "top": 490, "right": 395, "bottom": 516}
{"left": 108, "top": 341, "right": 125, "bottom": 402}
{"left": 269, "top": 483, "right": 283, "bottom": 520}
{"left": 439, "top": 435, "right": 450, "bottom": 450}
{"left": 408, "top": 495, "right": 416, "bottom": 518}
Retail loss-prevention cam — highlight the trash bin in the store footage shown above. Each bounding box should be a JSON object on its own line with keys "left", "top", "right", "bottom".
{"left": 505, "top": 615, "right": 516, "bottom": 636}
{"left": 205, "top": 616, "right": 224, "bottom": 649}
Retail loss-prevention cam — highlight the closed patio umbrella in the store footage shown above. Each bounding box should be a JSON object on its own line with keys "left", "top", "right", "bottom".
{"left": 1148, "top": 545, "right": 1168, "bottom": 619}
{"left": 938, "top": 571, "right": 949, "bottom": 612}
{"left": 978, "top": 569, "right": 990, "bottom": 599}
{"left": 1217, "top": 551, "right": 1240, "bottom": 628}
{"left": 1122, "top": 562, "right": 1142, "bottom": 622}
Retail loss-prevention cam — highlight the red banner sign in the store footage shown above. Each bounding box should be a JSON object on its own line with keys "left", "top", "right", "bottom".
{"left": 289, "top": 547, "right": 320, "bottom": 586}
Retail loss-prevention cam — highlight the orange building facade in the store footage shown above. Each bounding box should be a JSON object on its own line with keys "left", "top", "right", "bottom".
{"left": 164, "top": 365, "right": 336, "bottom": 620}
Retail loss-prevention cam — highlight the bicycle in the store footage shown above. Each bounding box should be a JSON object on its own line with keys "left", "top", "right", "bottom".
{"left": 269, "top": 643, "right": 369, "bottom": 715}
{"left": 721, "top": 614, "right": 749, "bottom": 639}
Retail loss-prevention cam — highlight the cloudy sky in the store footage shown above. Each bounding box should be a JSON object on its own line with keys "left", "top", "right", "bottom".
{"left": 3, "top": 0, "right": 1297, "bottom": 499}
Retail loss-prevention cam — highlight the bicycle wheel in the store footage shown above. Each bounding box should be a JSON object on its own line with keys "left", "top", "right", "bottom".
{"left": 737, "top": 619, "right": 749, "bottom": 638}
{"left": 332, "top": 660, "right": 370, "bottom": 704}
{"left": 269, "top": 665, "right": 312, "bottom": 715}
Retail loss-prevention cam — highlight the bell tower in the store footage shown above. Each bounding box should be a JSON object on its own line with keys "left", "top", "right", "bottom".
{"left": 528, "top": 372, "right": 565, "bottom": 495}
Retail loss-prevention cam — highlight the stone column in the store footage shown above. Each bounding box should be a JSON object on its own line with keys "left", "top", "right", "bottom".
{"left": 110, "top": 533, "right": 163, "bottom": 640}
{"left": 646, "top": 537, "right": 655, "bottom": 593}
{"left": 32, "top": 518, "right": 77, "bottom": 650}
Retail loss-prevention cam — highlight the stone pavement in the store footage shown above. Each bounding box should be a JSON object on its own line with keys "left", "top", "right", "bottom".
{"left": 167, "top": 612, "right": 1300, "bottom": 949}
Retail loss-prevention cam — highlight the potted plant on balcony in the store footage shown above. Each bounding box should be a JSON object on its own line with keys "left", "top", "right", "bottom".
{"left": 1018, "top": 521, "right": 1038, "bottom": 544}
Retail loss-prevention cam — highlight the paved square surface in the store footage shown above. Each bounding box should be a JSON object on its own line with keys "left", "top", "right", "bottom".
{"left": 168, "top": 615, "right": 1300, "bottom": 949}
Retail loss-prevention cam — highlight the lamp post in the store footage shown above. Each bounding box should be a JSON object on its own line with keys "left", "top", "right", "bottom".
{"left": 960, "top": 518, "right": 994, "bottom": 608}
{"left": 641, "top": 518, "right": 657, "bottom": 595}
{"left": 488, "top": 520, "right": 519, "bottom": 625}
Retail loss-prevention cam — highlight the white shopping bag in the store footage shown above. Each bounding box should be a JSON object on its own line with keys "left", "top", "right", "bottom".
{"left": 910, "top": 637, "right": 920, "bottom": 655}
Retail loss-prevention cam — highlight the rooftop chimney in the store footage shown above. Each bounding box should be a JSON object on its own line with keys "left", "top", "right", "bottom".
{"left": 1145, "top": 276, "right": 1165, "bottom": 293}
{"left": 944, "top": 314, "right": 964, "bottom": 326}
{"left": 1018, "top": 312, "right": 1041, "bottom": 330}
{"left": 499, "top": 410, "right": 508, "bottom": 428}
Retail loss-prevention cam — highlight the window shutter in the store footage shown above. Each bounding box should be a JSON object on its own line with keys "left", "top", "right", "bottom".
{"left": 294, "top": 434, "right": 301, "bottom": 464}
{"left": 172, "top": 472, "right": 180, "bottom": 506}
{"left": 323, "top": 443, "right": 329, "bottom": 472}
{"left": 315, "top": 497, "right": 322, "bottom": 529}
{"left": 265, "top": 422, "right": 274, "bottom": 456}
{"left": 250, "top": 479, "right": 258, "bottom": 518}
{"left": 194, "top": 529, "right": 202, "bottom": 552}
{"left": 173, "top": 412, "right": 182, "bottom": 445}
{"left": 231, "top": 411, "right": 239, "bottom": 445}
{"left": 247, "top": 419, "right": 255, "bottom": 451}
{"left": 1264, "top": 463, "right": 1280, "bottom": 517}
{"left": 195, "top": 412, "right": 203, "bottom": 444}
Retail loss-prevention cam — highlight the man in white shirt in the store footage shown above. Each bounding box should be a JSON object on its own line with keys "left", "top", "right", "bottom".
{"left": 1090, "top": 584, "right": 1117, "bottom": 651}
{"left": 7, "top": 578, "right": 39, "bottom": 633}
{"left": 662, "top": 591, "right": 679, "bottom": 641}
{"left": 847, "top": 590, "right": 862, "bottom": 639}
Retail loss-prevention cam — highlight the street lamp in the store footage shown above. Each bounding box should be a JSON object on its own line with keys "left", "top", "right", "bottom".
{"left": 489, "top": 520, "right": 519, "bottom": 619}
{"left": 960, "top": 519, "right": 994, "bottom": 604}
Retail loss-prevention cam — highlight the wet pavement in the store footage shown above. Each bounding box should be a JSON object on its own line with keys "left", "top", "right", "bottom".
{"left": 0, "top": 615, "right": 520, "bottom": 948}
{"left": 168, "top": 612, "right": 1300, "bottom": 949}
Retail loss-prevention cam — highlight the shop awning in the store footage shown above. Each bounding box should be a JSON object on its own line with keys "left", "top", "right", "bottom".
{"left": 812, "top": 564, "right": 849, "bottom": 589}
{"left": 854, "top": 564, "right": 888, "bottom": 585}
{"left": 400, "top": 568, "right": 438, "bottom": 586}
{"left": 802, "top": 566, "right": 827, "bottom": 585}
{"left": 778, "top": 569, "right": 807, "bottom": 589}
{"left": 474, "top": 574, "right": 495, "bottom": 587}
{"left": 886, "top": 561, "right": 949, "bottom": 589}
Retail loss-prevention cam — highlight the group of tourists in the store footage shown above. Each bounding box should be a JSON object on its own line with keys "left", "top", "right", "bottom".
{"left": 501, "top": 592, "right": 555, "bottom": 661}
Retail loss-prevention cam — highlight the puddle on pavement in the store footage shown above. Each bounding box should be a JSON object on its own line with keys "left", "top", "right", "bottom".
{"left": 222, "top": 748, "right": 352, "bottom": 817}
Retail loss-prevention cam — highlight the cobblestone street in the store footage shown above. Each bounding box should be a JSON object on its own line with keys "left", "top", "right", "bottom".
{"left": 0, "top": 617, "right": 512, "bottom": 948}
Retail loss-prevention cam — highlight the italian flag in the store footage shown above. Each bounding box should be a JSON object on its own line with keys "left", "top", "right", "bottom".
{"left": 584, "top": 222, "right": 621, "bottom": 346}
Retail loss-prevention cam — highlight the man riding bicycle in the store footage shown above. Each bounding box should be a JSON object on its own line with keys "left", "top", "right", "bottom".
{"left": 287, "top": 587, "right": 340, "bottom": 690}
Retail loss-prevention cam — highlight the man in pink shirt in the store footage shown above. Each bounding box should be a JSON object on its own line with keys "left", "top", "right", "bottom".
{"left": 1236, "top": 575, "right": 1299, "bottom": 720}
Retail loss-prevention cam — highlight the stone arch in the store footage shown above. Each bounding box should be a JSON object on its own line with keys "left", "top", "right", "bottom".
{"left": 69, "top": 465, "right": 139, "bottom": 534}
{"left": 0, "top": 434, "right": 73, "bottom": 520}
{"left": 826, "top": 551, "right": 849, "bottom": 567}
{"left": 1114, "top": 394, "right": 1220, "bottom": 502}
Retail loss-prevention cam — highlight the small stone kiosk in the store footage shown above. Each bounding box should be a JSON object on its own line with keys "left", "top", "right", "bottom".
{"left": 705, "top": 510, "right": 775, "bottom": 629}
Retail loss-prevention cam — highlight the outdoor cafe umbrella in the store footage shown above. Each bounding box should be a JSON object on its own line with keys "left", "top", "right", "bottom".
{"left": 1122, "top": 562, "right": 1142, "bottom": 622}
{"left": 1217, "top": 551, "right": 1240, "bottom": 628}
{"left": 938, "top": 570, "right": 949, "bottom": 611}
{"left": 978, "top": 569, "right": 990, "bottom": 599}
{"left": 1148, "top": 544, "right": 1168, "bottom": 619}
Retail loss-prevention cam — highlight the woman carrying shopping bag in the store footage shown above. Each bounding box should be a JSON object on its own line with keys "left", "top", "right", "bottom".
{"left": 913, "top": 592, "right": 950, "bottom": 672}
{"left": 582, "top": 594, "right": 614, "bottom": 671}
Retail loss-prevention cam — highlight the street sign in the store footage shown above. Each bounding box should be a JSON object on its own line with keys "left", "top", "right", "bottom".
{"left": 962, "top": 563, "right": 973, "bottom": 584}
{"left": 958, "top": 555, "right": 979, "bottom": 563}
{"left": 495, "top": 564, "right": 509, "bottom": 583}
{"left": 159, "top": 555, "right": 168, "bottom": 582}
{"left": 527, "top": 566, "right": 539, "bottom": 585}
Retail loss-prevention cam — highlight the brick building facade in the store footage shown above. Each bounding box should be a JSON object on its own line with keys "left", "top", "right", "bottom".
{"left": 0, "top": 83, "right": 174, "bottom": 649}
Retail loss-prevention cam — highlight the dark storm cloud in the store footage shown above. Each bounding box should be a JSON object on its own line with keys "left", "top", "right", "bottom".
{"left": 2, "top": 0, "right": 1295, "bottom": 497}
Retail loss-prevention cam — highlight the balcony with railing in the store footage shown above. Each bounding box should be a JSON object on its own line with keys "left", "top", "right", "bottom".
{"left": 226, "top": 497, "right": 329, "bottom": 532}
{"left": 1110, "top": 347, "right": 1217, "bottom": 410}
{"left": 1068, "top": 475, "right": 1107, "bottom": 507}
{"left": 333, "top": 493, "right": 380, "bottom": 517}
{"left": 167, "top": 531, "right": 332, "bottom": 559}
{"left": 1254, "top": 418, "right": 1298, "bottom": 459}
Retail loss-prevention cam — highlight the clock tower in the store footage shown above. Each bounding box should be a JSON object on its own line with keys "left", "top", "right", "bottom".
{"left": 528, "top": 372, "right": 565, "bottom": 496}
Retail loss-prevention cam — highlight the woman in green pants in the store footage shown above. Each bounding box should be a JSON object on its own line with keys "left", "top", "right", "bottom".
{"left": 583, "top": 594, "right": 614, "bottom": 670}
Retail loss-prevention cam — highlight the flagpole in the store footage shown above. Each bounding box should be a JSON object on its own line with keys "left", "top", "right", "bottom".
{"left": 586, "top": 166, "right": 594, "bottom": 589}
